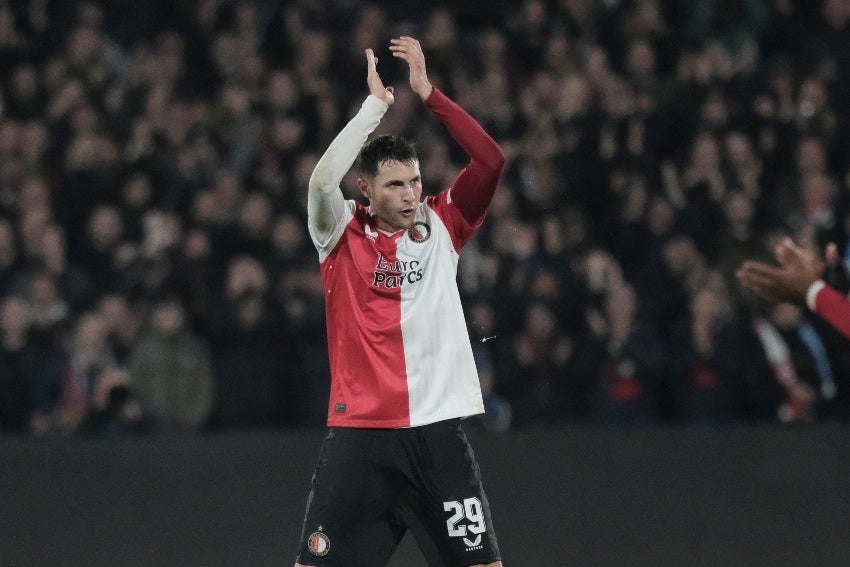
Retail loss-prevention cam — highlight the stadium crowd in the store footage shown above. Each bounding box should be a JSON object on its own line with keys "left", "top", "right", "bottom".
{"left": 2, "top": 0, "right": 850, "bottom": 434}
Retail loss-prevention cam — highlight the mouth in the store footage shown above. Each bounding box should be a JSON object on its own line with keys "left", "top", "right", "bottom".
{"left": 400, "top": 208, "right": 415, "bottom": 217}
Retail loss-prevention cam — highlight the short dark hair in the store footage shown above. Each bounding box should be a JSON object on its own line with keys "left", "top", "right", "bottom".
{"left": 355, "top": 135, "right": 418, "bottom": 178}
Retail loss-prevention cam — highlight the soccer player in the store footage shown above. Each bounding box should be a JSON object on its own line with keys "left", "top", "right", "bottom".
{"left": 737, "top": 237, "right": 850, "bottom": 339}
{"left": 293, "top": 37, "right": 505, "bottom": 567}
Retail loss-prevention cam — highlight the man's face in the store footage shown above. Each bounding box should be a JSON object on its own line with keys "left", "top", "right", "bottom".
{"left": 359, "top": 159, "right": 422, "bottom": 232}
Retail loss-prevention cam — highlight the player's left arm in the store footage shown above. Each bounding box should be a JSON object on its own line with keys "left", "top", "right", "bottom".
{"left": 737, "top": 237, "right": 850, "bottom": 339}
{"left": 390, "top": 36, "right": 505, "bottom": 228}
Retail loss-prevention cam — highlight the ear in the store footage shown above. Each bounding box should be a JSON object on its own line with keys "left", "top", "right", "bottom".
{"left": 357, "top": 177, "right": 371, "bottom": 200}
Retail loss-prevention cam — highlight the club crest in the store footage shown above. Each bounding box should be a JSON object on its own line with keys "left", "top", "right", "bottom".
{"left": 307, "top": 529, "right": 330, "bottom": 557}
{"left": 408, "top": 221, "right": 431, "bottom": 243}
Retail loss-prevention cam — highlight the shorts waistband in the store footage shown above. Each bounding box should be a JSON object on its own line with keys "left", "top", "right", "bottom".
{"left": 329, "top": 417, "right": 462, "bottom": 435}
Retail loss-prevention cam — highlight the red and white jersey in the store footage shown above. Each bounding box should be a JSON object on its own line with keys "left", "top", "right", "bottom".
{"left": 308, "top": 89, "right": 504, "bottom": 428}
{"left": 807, "top": 279, "right": 850, "bottom": 340}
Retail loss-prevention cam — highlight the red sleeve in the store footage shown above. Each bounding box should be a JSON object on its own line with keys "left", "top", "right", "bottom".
{"left": 813, "top": 284, "right": 850, "bottom": 339}
{"left": 424, "top": 88, "right": 505, "bottom": 228}
{"left": 426, "top": 192, "right": 476, "bottom": 252}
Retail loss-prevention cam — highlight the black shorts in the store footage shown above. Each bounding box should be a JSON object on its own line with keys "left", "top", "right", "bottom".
{"left": 295, "top": 418, "right": 501, "bottom": 567}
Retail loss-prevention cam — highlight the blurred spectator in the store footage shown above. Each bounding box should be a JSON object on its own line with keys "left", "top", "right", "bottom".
{"left": 668, "top": 283, "right": 777, "bottom": 422}
{"left": 49, "top": 310, "right": 116, "bottom": 433}
{"left": 75, "top": 204, "right": 125, "bottom": 293}
{"left": 467, "top": 300, "right": 513, "bottom": 432}
{"left": 501, "top": 302, "right": 575, "bottom": 426}
{"left": 0, "top": 219, "right": 19, "bottom": 296}
{"left": 586, "top": 282, "right": 662, "bottom": 423}
{"left": 686, "top": 0, "right": 770, "bottom": 54}
{"left": 0, "top": 295, "right": 40, "bottom": 432}
{"left": 37, "top": 224, "right": 94, "bottom": 311}
{"left": 25, "top": 269, "right": 70, "bottom": 338}
{"left": 96, "top": 292, "right": 140, "bottom": 365}
{"left": 209, "top": 288, "right": 288, "bottom": 429}
{"left": 81, "top": 366, "right": 148, "bottom": 434}
{"left": 128, "top": 293, "right": 215, "bottom": 431}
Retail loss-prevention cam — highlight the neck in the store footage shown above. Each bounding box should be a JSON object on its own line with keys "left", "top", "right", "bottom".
{"left": 368, "top": 210, "right": 405, "bottom": 233}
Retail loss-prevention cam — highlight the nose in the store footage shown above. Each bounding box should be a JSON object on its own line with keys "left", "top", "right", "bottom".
{"left": 401, "top": 184, "right": 415, "bottom": 201}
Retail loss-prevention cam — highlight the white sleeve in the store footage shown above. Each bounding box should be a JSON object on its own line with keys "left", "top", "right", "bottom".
{"left": 308, "top": 95, "right": 388, "bottom": 254}
{"left": 805, "top": 280, "right": 826, "bottom": 311}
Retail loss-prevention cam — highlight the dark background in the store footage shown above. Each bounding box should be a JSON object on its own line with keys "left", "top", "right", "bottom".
{"left": 3, "top": 425, "right": 850, "bottom": 566}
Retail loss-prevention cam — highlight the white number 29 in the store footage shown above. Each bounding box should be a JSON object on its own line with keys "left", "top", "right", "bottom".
{"left": 443, "top": 497, "right": 486, "bottom": 537}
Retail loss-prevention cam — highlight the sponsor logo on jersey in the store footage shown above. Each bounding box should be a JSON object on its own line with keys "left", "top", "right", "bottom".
{"left": 372, "top": 253, "right": 423, "bottom": 288}
{"left": 408, "top": 221, "right": 431, "bottom": 243}
{"left": 307, "top": 529, "right": 330, "bottom": 557}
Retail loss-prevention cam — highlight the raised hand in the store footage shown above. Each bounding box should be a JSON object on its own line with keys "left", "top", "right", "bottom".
{"left": 736, "top": 237, "right": 825, "bottom": 303}
{"left": 366, "top": 48, "right": 394, "bottom": 106}
{"left": 389, "top": 36, "right": 433, "bottom": 101}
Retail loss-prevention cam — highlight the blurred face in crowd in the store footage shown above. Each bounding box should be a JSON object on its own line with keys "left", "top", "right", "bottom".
{"left": 68, "top": 26, "right": 103, "bottom": 68}
{"left": 10, "top": 64, "right": 39, "bottom": 103}
{"left": 87, "top": 205, "right": 123, "bottom": 251}
{"left": 214, "top": 170, "right": 243, "bottom": 211}
{"left": 0, "top": 220, "right": 18, "bottom": 268}
{"left": 626, "top": 39, "right": 656, "bottom": 77}
{"left": 235, "top": 293, "right": 264, "bottom": 331}
{"left": 21, "top": 121, "right": 50, "bottom": 164}
{"left": 724, "top": 131, "right": 754, "bottom": 167}
{"left": 17, "top": 176, "right": 51, "bottom": 213}
{"left": 270, "top": 116, "right": 304, "bottom": 151}
{"left": 663, "top": 237, "right": 701, "bottom": 277}
{"left": 271, "top": 213, "right": 305, "bottom": 257}
{"left": 182, "top": 228, "right": 212, "bottom": 262}
{"left": 770, "top": 302, "right": 802, "bottom": 330}
{"left": 226, "top": 255, "right": 269, "bottom": 298}
{"left": 0, "top": 295, "right": 30, "bottom": 339}
{"left": 724, "top": 191, "right": 755, "bottom": 226}
{"left": 74, "top": 311, "right": 108, "bottom": 354}
{"left": 583, "top": 249, "right": 624, "bottom": 295}
{"left": 424, "top": 8, "right": 457, "bottom": 50}
{"left": 822, "top": 0, "right": 850, "bottom": 30}
{"left": 191, "top": 190, "right": 219, "bottom": 225}
{"left": 98, "top": 294, "right": 138, "bottom": 342}
{"left": 0, "top": 120, "right": 19, "bottom": 154}
{"left": 799, "top": 78, "right": 827, "bottom": 115}
{"left": 795, "top": 137, "right": 826, "bottom": 173}
{"left": 28, "top": 273, "right": 59, "bottom": 308}
{"left": 605, "top": 282, "right": 638, "bottom": 339}
{"left": 238, "top": 193, "right": 274, "bottom": 238}
{"left": 266, "top": 71, "right": 299, "bottom": 111}
{"left": 19, "top": 206, "right": 52, "bottom": 259}
{"left": 39, "top": 225, "right": 67, "bottom": 268}
{"left": 468, "top": 302, "right": 495, "bottom": 337}
{"left": 801, "top": 172, "right": 836, "bottom": 220}
{"left": 297, "top": 31, "right": 332, "bottom": 73}
{"left": 152, "top": 300, "right": 185, "bottom": 337}
{"left": 524, "top": 303, "right": 557, "bottom": 342}
{"left": 691, "top": 133, "right": 721, "bottom": 170}
{"left": 690, "top": 287, "right": 730, "bottom": 326}
{"left": 122, "top": 174, "right": 153, "bottom": 210}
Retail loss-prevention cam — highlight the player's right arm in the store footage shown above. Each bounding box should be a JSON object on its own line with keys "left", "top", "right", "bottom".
{"left": 307, "top": 49, "right": 394, "bottom": 249}
{"left": 390, "top": 36, "right": 504, "bottom": 229}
